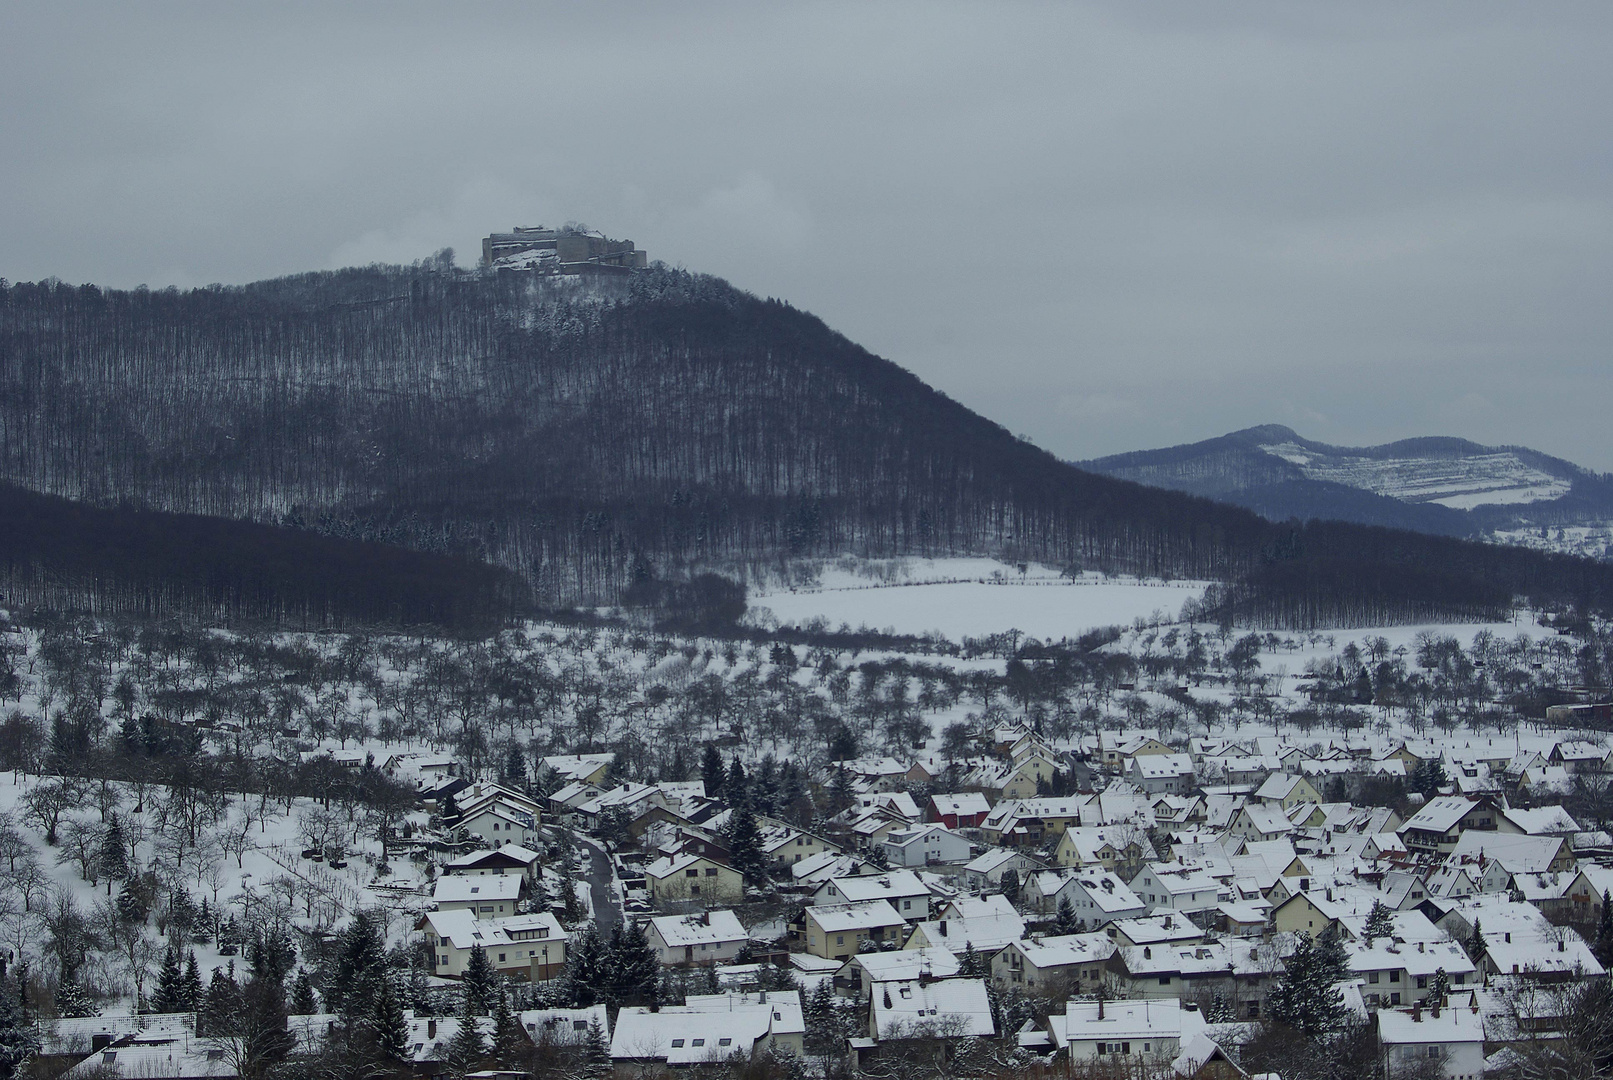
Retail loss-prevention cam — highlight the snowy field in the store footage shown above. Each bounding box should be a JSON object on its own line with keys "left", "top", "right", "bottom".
{"left": 749, "top": 560, "right": 1208, "bottom": 642}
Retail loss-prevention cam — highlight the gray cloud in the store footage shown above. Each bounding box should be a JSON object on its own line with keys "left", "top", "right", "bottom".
{"left": 3, "top": 2, "right": 1611, "bottom": 468}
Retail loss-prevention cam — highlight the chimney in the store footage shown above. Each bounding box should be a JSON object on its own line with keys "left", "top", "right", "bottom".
{"left": 428, "top": 1019, "right": 437, "bottom": 1039}
{"left": 1412, "top": 1003, "right": 1422, "bottom": 1022}
{"left": 939, "top": 921, "right": 948, "bottom": 937}
{"left": 1505, "top": 932, "right": 1512, "bottom": 943}
{"left": 1144, "top": 947, "right": 1152, "bottom": 959}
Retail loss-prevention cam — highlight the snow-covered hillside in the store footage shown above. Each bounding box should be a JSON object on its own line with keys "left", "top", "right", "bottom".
{"left": 1259, "top": 441, "right": 1572, "bottom": 508}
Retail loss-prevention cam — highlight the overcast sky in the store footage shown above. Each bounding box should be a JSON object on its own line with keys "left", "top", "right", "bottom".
{"left": 5, "top": 3, "right": 1611, "bottom": 468}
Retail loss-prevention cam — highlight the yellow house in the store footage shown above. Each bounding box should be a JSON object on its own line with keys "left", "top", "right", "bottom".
{"left": 998, "top": 753, "right": 1061, "bottom": 800}
{"left": 645, "top": 853, "right": 744, "bottom": 905}
{"left": 1270, "top": 891, "right": 1345, "bottom": 937}
{"left": 803, "top": 900, "right": 908, "bottom": 961}
{"left": 1253, "top": 774, "right": 1322, "bottom": 812}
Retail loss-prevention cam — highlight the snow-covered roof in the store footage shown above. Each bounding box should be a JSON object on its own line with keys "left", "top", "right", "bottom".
{"left": 819, "top": 870, "right": 929, "bottom": 903}
{"left": 932, "top": 791, "right": 992, "bottom": 816}
{"left": 1376, "top": 1006, "right": 1483, "bottom": 1045}
{"left": 807, "top": 899, "right": 906, "bottom": 932}
{"left": 1399, "top": 796, "right": 1477, "bottom": 835}
{"left": 519, "top": 1006, "right": 610, "bottom": 1046}
{"left": 433, "top": 875, "right": 522, "bottom": 904}
{"left": 1055, "top": 999, "right": 1203, "bottom": 1046}
{"left": 870, "top": 978, "right": 995, "bottom": 1039}
{"left": 649, "top": 909, "right": 747, "bottom": 947}
{"left": 842, "top": 947, "right": 962, "bottom": 983}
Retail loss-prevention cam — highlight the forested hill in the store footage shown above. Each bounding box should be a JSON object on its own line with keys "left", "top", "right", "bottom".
{"left": 2, "top": 265, "right": 1612, "bottom": 628}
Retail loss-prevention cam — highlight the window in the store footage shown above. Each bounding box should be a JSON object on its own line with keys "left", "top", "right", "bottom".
{"left": 498, "top": 953, "right": 507, "bottom": 962}
{"left": 1159, "top": 976, "right": 1171, "bottom": 985}
{"left": 1369, "top": 973, "right": 1379, "bottom": 984}
{"left": 692, "top": 1039, "right": 705, "bottom": 1047}
{"left": 903, "top": 900, "right": 912, "bottom": 910}
{"left": 574, "top": 1020, "right": 588, "bottom": 1031}
{"left": 691, "top": 885, "right": 700, "bottom": 895}
{"left": 686, "top": 868, "right": 700, "bottom": 878}
{"left": 479, "top": 905, "right": 493, "bottom": 913}
{"left": 1391, "top": 971, "right": 1401, "bottom": 982}
{"left": 705, "top": 868, "right": 719, "bottom": 877}
{"left": 719, "top": 1038, "right": 732, "bottom": 1047}
{"left": 1417, "top": 976, "right": 1428, "bottom": 989}
{"left": 1428, "top": 1046, "right": 1442, "bottom": 1059}
{"left": 671, "top": 1040, "right": 685, "bottom": 1048}
{"left": 837, "top": 935, "right": 845, "bottom": 945}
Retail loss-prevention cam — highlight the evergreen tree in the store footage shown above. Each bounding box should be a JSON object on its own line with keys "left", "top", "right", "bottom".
{"left": 1055, "top": 896, "right": 1079, "bottom": 935}
{"left": 583, "top": 1018, "right": 609, "bottom": 1074}
{"left": 1596, "top": 892, "right": 1613, "bottom": 969}
{"left": 1427, "top": 967, "right": 1451, "bottom": 1009}
{"left": 607, "top": 920, "right": 659, "bottom": 1008}
{"left": 290, "top": 970, "right": 317, "bottom": 1015}
{"left": 558, "top": 925, "right": 605, "bottom": 1008}
{"left": 96, "top": 815, "right": 130, "bottom": 893}
{"left": 957, "top": 944, "right": 983, "bottom": 978}
{"left": 0, "top": 970, "right": 40, "bottom": 1080}
{"left": 150, "top": 948, "right": 185, "bottom": 1013}
{"left": 200, "top": 963, "right": 243, "bottom": 1037}
{"left": 491, "top": 987, "right": 523, "bottom": 1062}
{"left": 53, "top": 980, "right": 96, "bottom": 1019}
{"left": 700, "top": 746, "right": 726, "bottom": 799}
{"left": 116, "top": 880, "right": 146, "bottom": 926}
{"left": 329, "top": 910, "right": 387, "bottom": 1022}
{"left": 461, "top": 947, "right": 496, "bottom": 1015}
{"left": 1266, "top": 933, "right": 1346, "bottom": 1039}
{"left": 370, "top": 977, "right": 410, "bottom": 1061}
{"left": 727, "top": 755, "right": 748, "bottom": 806}
{"left": 1467, "top": 918, "right": 1487, "bottom": 963}
{"left": 181, "top": 952, "right": 204, "bottom": 1012}
{"left": 999, "top": 868, "right": 1022, "bottom": 906}
{"left": 724, "top": 804, "right": 768, "bottom": 886}
{"left": 827, "top": 766, "right": 854, "bottom": 815}
{"left": 1314, "top": 922, "right": 1349, "bottom": 984}
{"left": 1362, "top": 900, "right": 1394, "bottom": 946}
{"left": 447, "top": 998, "right": 486, "bottom": 1069}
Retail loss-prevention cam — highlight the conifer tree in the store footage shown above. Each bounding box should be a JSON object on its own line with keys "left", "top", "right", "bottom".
{"left": 1596, "top": 892, "right": 1613, "bottom": 969}
{"left": 607, "top": 921, "right": 659, "bottom": 1008}
{"left": 150, "top": 948, "right": 185, "bottom": 1013}
{"left": 370, "top": 977, "right": 410, "bottom": 1061}
{"left": 1362, "top": 899, "right": 1394, "bottom": 946}
{"left": 181, "top": 952, "right": 203, "bottom": 1012}
{"left": 329, "top": 910, "right": 387, "bottom": 1022}
{"left": 727, "top": 756, "right": 748, "bottom": 806}
{"left": 54, "top": 980, "right": 96, "bottom": 1019}
{"left": 1055, "top": 896, "right": 1079, "bottom": 935}
{"left": 957, "top": 943, "right": 982, "bottom": 978}
{"left": 96, "top": 815, "right": 130, "bottom": 894}
{"left": 0, "top": 968, "right": 40, "bottom": 1080}
{"left": 290, "top": 970, "right": 317, "bottom": 1016}
{"left": 559, "top": 925, "right": 605, "bottom": 1008}
{"left": 999, "top": 869, "right": 1020, "bottom": 906}
{"left": 701, "top": 747, "right": 726, "bottom": 798}
{"left": 461, "top": 947, "right": 496, "bottom": 1016}
{"left": 583, "top": 1018, "right": 609, "bottom": 1075}
{"left": 724, "top": 804, "right": 767, "bottom": 886}
{"left": 1266, "top": 933, "right": 1346, "bottom": 1039}
{"left": 491, "top": 987, "right": 523, "bottom": 1062}
{"left": 1427, "top": 967, "right": 1450, "bottom": 1009}
{"left": 447, "top": 997, "right": 486, "bottom": 1069}
{"left": 1466, "top": 918, "right": 1487, "bottom": 963}
{"left": 200, "top": 963, "right": 242, "bottom": 1037}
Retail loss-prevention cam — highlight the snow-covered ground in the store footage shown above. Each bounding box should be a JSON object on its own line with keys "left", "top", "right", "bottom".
{"left": 1260, "top": 441, "right": 1572, "bottom": 508}
{"left": 748, "top": 561, "right": 1207, "bottom": 642}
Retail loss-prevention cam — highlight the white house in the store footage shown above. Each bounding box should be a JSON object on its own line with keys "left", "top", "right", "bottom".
{"left": 814, "top": 871, "right": 933, "bottom": 921}
{"left": 645, "top": 910, "right": 749, "bottom": 967}
{"left": 610, "top": 991, "right": 804, "bottom": 1067}
{"left": 1376, "top": 1005, "right": 1484, "bottom": 1080}
{"left": 432, "top": 874, "right": 526, "bottom": 917}
{"left": 881, "top": 824, "right": 972, "bottom": 868}
{"left": 1053, "top": 999, "right": 1204, "bottom": 1062}
{"left": 1127, "top": 754, "right": 1196, "bottom": 795}
{"left": 419, "top": 908, "right": 567, "bottom": 981}
{"left": 1127, "top": 864, "right": 1224, "bottom": 914}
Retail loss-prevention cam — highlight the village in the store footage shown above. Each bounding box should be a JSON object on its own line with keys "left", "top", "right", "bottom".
{"left": 3, "top": 602, "right": 1612, "bottom": 1080}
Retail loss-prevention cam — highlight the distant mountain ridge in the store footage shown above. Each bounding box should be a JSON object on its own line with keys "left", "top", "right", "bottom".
{"left": 1080, "top": 425, "right": 1613, "bottom": 557}
{"left": 4, "top": 268, "right": 1613, "bottom": 628}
